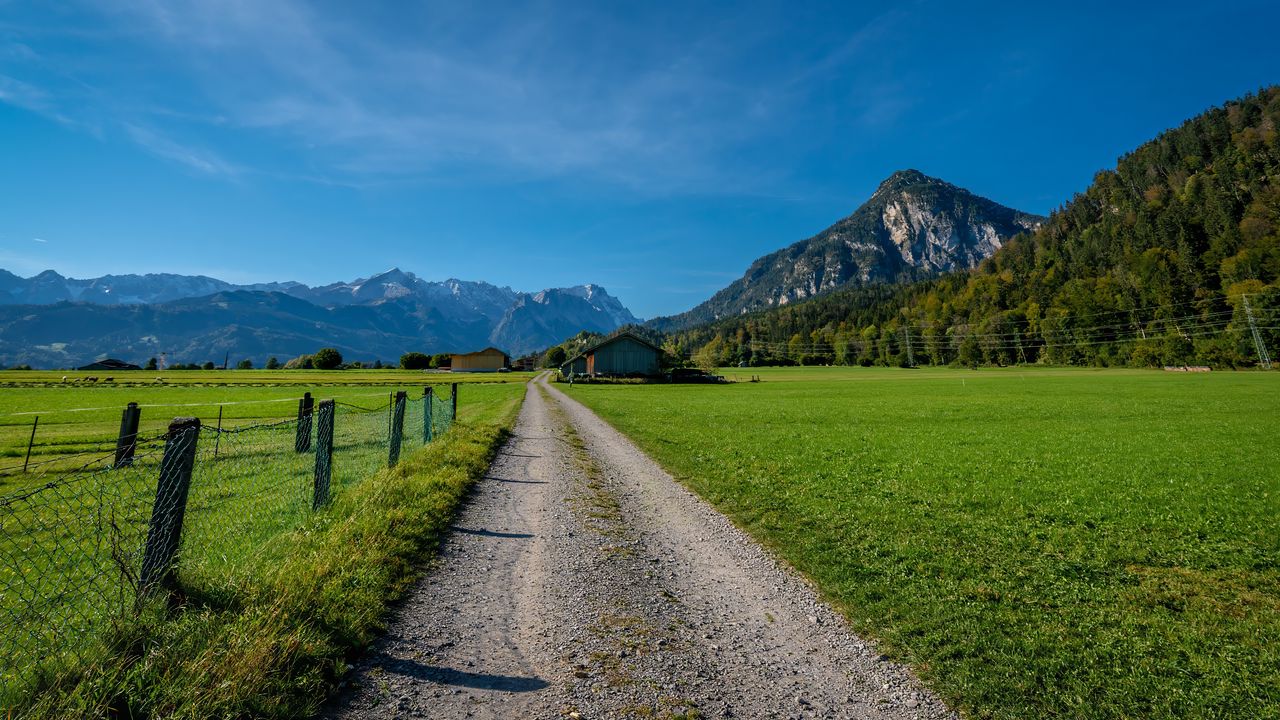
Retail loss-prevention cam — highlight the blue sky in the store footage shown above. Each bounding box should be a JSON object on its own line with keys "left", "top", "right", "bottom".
{"left": 1, "top": 1, "right": 1278, "bottom": 318}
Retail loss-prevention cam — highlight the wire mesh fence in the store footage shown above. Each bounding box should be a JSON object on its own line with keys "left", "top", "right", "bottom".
{"left": 0, "top": 386, "right": 456, "bottom": 707}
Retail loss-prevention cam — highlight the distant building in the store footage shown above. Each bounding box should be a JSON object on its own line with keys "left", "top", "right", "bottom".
{"left": 560, "top": 332, "right": 662, "bottom": 377}
{"left": 510, "top": 355, "right": 538, "bottom": 372}
{"left": 451, "top": 347, "right": 509, "bottom": 372}
{"left": 77, "top": 358, "right": 141, "bottom": 371}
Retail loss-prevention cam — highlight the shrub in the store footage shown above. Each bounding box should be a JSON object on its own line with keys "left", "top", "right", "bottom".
{"left": 313, "top": 348, "right": 343, "bottom": 370}
{"left": 400, "top": 352, "right": 431, "bottom": 370}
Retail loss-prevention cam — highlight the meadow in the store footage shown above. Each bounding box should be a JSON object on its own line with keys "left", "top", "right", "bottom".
{"left": 566, "top": 366, "right": 1280, "bottom": 719}
{"left": 0, "top": 369, "right": 534, "bottom": 481}
{"left": 0, "top": 370, "right": 528, "bottom": 717}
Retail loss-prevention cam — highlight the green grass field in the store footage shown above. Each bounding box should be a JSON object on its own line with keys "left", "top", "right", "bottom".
{"left": 566, "top": 366, "right": 1280, "bottom": 719}
{"left": 0, "top": 369, "right": 535, "bottom": 481}
{"left": 1, "top": 371, "right": 528, "bottom": 716}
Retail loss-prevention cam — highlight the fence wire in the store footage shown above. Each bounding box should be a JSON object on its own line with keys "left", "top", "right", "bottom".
{"left": 0, "top": 449, "right": 158, "bottom": 705}
{"left": 0, "top": 386, "right": 457, "bottom": 708}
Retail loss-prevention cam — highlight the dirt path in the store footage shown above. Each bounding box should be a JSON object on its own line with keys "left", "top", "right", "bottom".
{"left": 324, "top": 374, "right": 953, "bottom": 719}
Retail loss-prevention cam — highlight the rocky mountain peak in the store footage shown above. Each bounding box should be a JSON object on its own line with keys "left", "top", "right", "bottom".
{"left": 875, "top": 168, "right": 931, "bottom": 192}
{"left": 647, "top": 173, "right": 1045, "bottom": 332}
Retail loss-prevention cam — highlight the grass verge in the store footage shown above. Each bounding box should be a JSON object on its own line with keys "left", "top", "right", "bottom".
{"left": 15, "top": 384, "right": 523, "bottom": 719}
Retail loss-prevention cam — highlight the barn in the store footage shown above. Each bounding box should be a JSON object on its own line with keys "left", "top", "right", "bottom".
{"left": 560, "top": 332, "right": 662, "bottom": 378}
{"left": 450, "top": 347, "right": 509, "bottom": 372}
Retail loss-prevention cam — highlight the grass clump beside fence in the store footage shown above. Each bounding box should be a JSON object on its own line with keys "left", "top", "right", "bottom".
{"left": 567, "top": 366, "right": 1280, "bottom": 720}
{"left": 6, "top": 381, "right": 523, "bottom": 719}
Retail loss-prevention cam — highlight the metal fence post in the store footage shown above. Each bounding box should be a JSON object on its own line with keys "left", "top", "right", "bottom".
{"left": 423, "top": 386, "right": 434, "bottom": 443}
{"left": 388, "top": 391, "right": 407, "bottom": 467}
{"left": 138, "top": 417, "right": 201, "bottom": 599}
{"left": 114, "top": 402, "right": 142, "bottom": 468}
{"left": 295, "top": 392, "right": 314, "bottom": 453}
{"left": 313, "top": 399, "right": 334, "bottom": 509}
{"left": 451, "top": 382, "right": 458, "bottom": 421}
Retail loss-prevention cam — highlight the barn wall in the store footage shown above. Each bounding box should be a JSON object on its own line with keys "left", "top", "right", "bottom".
{"left": 561, "top": 357, "right": 588, "bottom": 375}
{"left": 452, "top": 348, "right": 507, "bottom": 372}
{"left": 593, "top": 337, "right": 660, "bottom": 376}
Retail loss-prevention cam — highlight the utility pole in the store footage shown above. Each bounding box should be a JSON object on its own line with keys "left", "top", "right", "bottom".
{"left": 1243, "top": 295, "right": 1272, "bottom": 370}
{"left": 902, "top": 326, "right": 914, "bottom": 367}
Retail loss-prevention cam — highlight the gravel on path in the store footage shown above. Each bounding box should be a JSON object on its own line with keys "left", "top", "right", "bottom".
{"left": 323, "top": 374, "right": 955, "bottom": 719}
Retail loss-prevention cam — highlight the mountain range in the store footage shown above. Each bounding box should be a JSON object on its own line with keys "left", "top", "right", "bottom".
{"left": 649, "top": 169, "right": 1044, "bottom": 331}
{"left": 0, "top": 269, "right": 637, "bottom": 368}
{"left": 2, "top": 88, "right": 1273, "bottom": 372}
{"left": 0, "top": 170, "right": 1045, "bottom": 368}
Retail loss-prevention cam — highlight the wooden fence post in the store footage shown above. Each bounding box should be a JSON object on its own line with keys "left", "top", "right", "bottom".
{"left": 213, "top": 405, "right": 223, "bottom": 459}
{"left": 388, "top": 391, "right": 407, "bottom": 468}
{"left": 295, "top": 392, "right": 314, "bottom": 453}
{"left": 451, "top": 383, "right": 458, "bottom": 421}
{"left": 138, "top": 417, "right": 201, "bottom": 599}
{"left": 114, "top": 402, "right": 142, "bottom": 468}
{"left": 23, "top": 416, "right": 38, "bottom": 473}
{"left": 313, "top": 400, "right": 334, "bottom": 509}
{"left": 423, "top": 386, "right": 434, "bottom": 443}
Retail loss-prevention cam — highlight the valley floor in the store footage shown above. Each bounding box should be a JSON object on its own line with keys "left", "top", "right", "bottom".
{"left": 323, "top": 373, "right": 951, "bottom": 719}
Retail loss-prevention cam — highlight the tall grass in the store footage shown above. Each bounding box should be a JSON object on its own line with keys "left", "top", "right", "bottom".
{"left": 11, "top": 382, "right": 523, "bottom": 718}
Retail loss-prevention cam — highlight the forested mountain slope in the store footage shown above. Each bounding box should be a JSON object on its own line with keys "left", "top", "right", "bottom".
{"left": 665, "top": 87, "right": 1280, "bottom": 368}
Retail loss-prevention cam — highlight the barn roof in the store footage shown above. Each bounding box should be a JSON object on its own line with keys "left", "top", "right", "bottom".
{"left": 77, "top": 358, "right": 141, "bottom": 371}
{"left": 451, "top": 347, "right": 509, "bottom": 358}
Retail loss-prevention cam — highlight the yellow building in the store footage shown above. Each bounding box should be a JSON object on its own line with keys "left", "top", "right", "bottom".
{"left": 450, "top": 347, "right": 509, "bottom": 372}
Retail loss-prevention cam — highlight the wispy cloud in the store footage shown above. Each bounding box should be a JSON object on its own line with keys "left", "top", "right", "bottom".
{"left": 0, "top": 73, "right": 56, "bottom": 117}
{"left": 0, "top": 1, "right": 905, "bottom": 192}
{"left": 124, "top": 123, "right": 240, "bottom": 177}
{"left": 32, "top": 237, "right": 46, "bottom": 243}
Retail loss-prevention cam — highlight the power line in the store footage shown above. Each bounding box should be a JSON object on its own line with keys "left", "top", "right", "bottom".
{"left": 1243, "top": 295, "right": 1273, "bottom": 370}
{"left": 744, "top": 323, "right": 1279, "bottom": 354}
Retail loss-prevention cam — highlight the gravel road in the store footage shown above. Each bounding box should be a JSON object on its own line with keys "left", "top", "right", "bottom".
{"left": 323, "top": 374, "right": 954, "bottom": 719}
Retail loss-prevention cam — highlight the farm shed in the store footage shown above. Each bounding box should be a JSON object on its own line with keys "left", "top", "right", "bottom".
{"left": 77, "top": 358, "right": 141, "bottom": 371}
{"left": 451, "top": 347, "right": 509, "bottom": 372}
{"left": 561, "top": 332, "right": 662, "bottom": 377}
{"left": 563, "top": 355, "right": 588, "bottom": 375}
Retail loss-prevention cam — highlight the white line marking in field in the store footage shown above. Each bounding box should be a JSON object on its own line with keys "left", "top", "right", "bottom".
{"left": 1, "top": 391, "right": 395, "bottom": 418}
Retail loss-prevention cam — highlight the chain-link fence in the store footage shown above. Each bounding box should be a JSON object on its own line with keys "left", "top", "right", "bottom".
{"left": 0, "top": 385, "right": 456, "bottom": 706}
